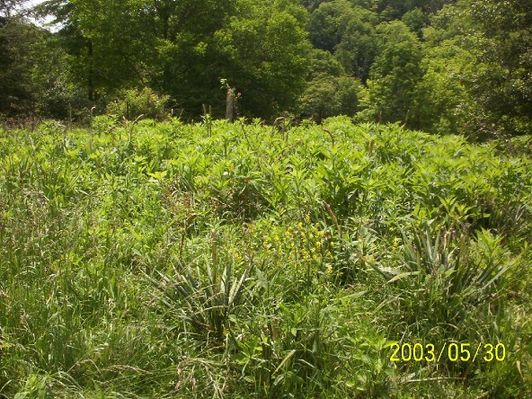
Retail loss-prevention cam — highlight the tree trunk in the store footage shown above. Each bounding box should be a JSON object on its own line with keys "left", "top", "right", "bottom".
{"left": 226, "top": 86, "right": 235, "bottom": 122}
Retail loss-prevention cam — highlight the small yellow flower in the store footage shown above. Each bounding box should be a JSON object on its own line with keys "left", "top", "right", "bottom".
{"left": 392, "top": 237, "right": 400, "bottom": 250}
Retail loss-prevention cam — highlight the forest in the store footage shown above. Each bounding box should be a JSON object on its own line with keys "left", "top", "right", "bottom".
{"left": 0, "top": 1, "right": 531, "bottom": 398}
{"left": 1, "top": 0, "right": 530, "bottom": 139}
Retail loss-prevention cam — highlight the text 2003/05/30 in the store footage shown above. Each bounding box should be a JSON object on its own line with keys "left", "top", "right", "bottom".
{"left": 389, "top": 342, "right": 506, "bottom": 363}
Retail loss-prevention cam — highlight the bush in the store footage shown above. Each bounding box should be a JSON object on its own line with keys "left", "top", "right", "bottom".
{"left": 106, "top": 87, "right": 170, "bottom": 120}
{"left": 298, "top": 74, "right": 365, "bottom": 122}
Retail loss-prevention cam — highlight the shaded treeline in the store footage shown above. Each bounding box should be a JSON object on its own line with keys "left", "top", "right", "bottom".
{"left": 1, "top": 0, "right": 530, "bottom": 138}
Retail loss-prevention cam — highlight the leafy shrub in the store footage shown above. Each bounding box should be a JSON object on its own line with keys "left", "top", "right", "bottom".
{"left": 298, "top": 74, "right": 365, "bottom": 122}
{"left": 90, "top": 114, "right": 118, "bottom": 133}
{"left": 106, "top": 87, "right": 170, "bottom": 120}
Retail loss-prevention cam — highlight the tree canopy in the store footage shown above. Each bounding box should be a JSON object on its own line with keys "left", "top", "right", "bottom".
{"left": 0, "top": 0, "right": 530, "bottom": 138}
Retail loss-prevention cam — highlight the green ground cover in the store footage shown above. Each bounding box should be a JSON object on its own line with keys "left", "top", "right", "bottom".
{"left": 0, "top": 117, "right": 530, "bottom": 398}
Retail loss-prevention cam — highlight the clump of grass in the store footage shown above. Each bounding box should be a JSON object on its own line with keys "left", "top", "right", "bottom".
{"left": 147, "top": 252, "right": 253, "bottom": 345}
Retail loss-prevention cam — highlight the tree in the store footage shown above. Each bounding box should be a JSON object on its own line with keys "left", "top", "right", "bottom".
{"left": 419, "top": 0, "right": 531, "bottom": 138}
{"left": 0, "top": 18, "right": 34, "bottom": 114}
{"left": 0, "top": 1, "right": 51, "bottom": 116}
{"left": 401, "top": 7, "right": 427, "bottom": 37}
{"left": 39, "top": 0, "right": 156, "bottom": 102}
{"left": 38, "top": 0, "right": 311, "bottom": 120}
{"left": 309, "top": 0, "right": 353, "bottom": 52}
{"left": 309, "top": 1, "right": 378, "bottom": 81}
{"left": 376, "top": 0, "right": 452, "bottom": 20}
{"left": 465, "top": 0, "right": 531, "bottom": 137}
{"left": 298, "top": 0, "right": 323, "bottom": 12}
{"left": 215, "top": 0, "right": 312, "bottom": 119}
{"left": 148, "top": 0, "right": 238, "bottom": 116}
{"left": 298, "top": 48, "right": 364, "bottom": 121}
{"left": 416, "top": 37, "right": 477, "bottom": 134}
{"left": 0, "top": 0, "right": 28, "bottom": 18}
{"left": 360, "top": 21, "right": 424, "bottom": 128}
{"left": 299, "top": 74, "right": 364, "bottom": 122}
{"left": 307, "top": 48, "right": 345, "bottom": 78}
{"left": 334, "top": 8, "right": 377, "bottom": 81}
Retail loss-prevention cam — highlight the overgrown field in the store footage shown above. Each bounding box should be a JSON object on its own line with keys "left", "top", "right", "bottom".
{"left": 0, "top": 117, "right": 530, "bottom": 398}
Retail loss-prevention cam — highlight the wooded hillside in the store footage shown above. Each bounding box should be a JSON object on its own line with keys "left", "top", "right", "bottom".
{"left": 1, "top": 0, "right": 530, "bottom": 139}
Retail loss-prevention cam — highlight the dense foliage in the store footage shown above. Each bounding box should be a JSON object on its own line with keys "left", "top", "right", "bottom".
{"left": 1, "top": 0, "right": 530, "bottom": 397}
{"left": 1, "top": 0, "right": 530, "bottom": 138}
{"left": 1, "top": 119, "right": 530, "bottom": 397}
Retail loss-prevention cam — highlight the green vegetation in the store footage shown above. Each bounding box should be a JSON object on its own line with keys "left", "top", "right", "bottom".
{"left": 1, "top": 0, "right": 530, "bottom": 397}
{"left": 1, "top": 118, "right": 530, "bottom": 397}
{"left": 1, "top": 0, "right": 531, "bottom": 139}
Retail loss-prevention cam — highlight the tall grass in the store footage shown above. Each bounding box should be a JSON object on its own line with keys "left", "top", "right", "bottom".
{"left": 0, "top": 117, "right": 530, "bottom": 398}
